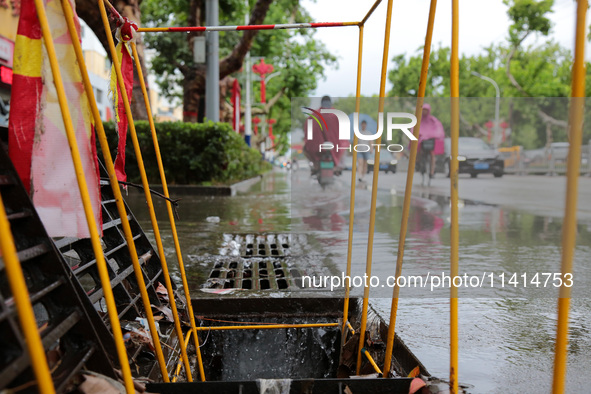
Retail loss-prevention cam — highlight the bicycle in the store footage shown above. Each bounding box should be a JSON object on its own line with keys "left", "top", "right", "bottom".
{"left": 416, "top": 138, "right": 436, "bottom": 186}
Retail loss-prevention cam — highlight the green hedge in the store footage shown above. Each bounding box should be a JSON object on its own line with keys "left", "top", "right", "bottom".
{"left": 101, "top": 121, "right": 270, "bottom": 184}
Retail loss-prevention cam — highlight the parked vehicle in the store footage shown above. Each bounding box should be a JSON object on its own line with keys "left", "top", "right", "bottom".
{"left": 549, "top": 142, "right": 570, "bottom": 164}
{"left": 367, "top": 154, "right": 398, "bottom": 174}
{"left": 498, "top": 146, "right": 522, "bottom": 168}
{"left": 436, "top": 137, "right": 504, "bottom": 178}
{"left": 342, "top": 154, "right": 397, "bottom": 174}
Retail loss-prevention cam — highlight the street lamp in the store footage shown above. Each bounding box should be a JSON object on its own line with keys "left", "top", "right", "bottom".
{"left": 265, "top": 71, "right": 281, "bottom": 85}
{"left": 471, "top": 71, "right": 500, "bottom": 147}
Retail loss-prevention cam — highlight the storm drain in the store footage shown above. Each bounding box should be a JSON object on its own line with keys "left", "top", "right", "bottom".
{"left": 203, "top": 257, "right": 302, "bottom": 290}
{"left": 219, "top": 233, "right": 310, "bottom": 258}
{"left": 198, "top": 233, "right": 331, "bottom": 291}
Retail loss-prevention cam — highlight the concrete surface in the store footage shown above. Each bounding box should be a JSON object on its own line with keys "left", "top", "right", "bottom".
{"left": 371, "top": 171, "right": 591, "bottom": 221}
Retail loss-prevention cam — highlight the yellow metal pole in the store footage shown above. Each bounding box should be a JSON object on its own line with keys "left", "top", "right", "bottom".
{"left": 172, "top": 331, "right": 193, "bottom": 383}
{"left": 355, "top": 0, "right": 394, "bottom": 375}
{"left": 346, "top": 321, "right": 356, "bottom": 335}
{"left": 382, "top": 0, "right": 438, "bottom": 377}
{"left": 60, "top": 0, "right": 170, "bottom": 381}
{"left": 97, "top": 0, "right": 194, "bottom": 381}
{"left": 194, "top": 322, "right": 339, "bottom": 331}
{"left": 361, "top": 0, "right": 383, "bottom": 25}
{"left": 129, "top": 41, "right": 206, "bottom": 382}
{"left": 32, "top": 0, "right": 135, "bottom": 392}
{"left": 450, "top": 0, "right": 460, "bottom": 392}
{"left": 342, "top": 24, "right": 364, "bottom": 335}
{"left": 552, "top": 1, "right": 587, "bottom": 392}
{"left": 361, "top": 348, "right": 383, "bottom": 375}
{"left": 0, "top": 196, "right": 55, "bottom": 393}
{"left": 137, "top": 27, "right": 171, "bottom": 32}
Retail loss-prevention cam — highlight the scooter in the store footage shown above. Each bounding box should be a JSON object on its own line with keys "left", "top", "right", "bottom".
{"left": 317, "top": 143, "right": 335, "bottom": 189}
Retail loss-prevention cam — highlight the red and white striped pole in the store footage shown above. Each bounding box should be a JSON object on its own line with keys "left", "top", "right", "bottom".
{"left": 138, "top": 21, "right": 359, "bottom": 33}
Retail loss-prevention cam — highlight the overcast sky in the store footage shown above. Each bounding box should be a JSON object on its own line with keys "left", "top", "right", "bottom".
{"left": 81, "top": 0, "right": 586, "bottom": 101}
{"left": 303, "top": 0, "right": 585, "bottom": 97}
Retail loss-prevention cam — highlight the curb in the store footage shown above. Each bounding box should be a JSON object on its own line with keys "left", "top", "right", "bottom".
{"left": 125, "top": 175, "right": 264, "bottom": 197}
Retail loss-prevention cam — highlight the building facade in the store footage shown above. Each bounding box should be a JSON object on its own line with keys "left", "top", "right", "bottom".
{"left": 0, "top": 0, "right": 19, "bottom": 126}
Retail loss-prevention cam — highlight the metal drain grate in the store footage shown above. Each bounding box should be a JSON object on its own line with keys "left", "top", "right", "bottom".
{"left": 198, "top": 233, "right": 332, "bottom": 291}
{"left": 244, "top": 240, "right": 287, "bottom": 257}
{"left": 220, "top": 233, "right": 310, "bottom": 258}
{"left": 203, "top": 257, "right": 302, "bottom": 290}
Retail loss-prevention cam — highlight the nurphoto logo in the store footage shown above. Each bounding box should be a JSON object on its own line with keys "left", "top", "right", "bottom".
{"left": 301, "top": 107, "right": 417, "bottom": 153}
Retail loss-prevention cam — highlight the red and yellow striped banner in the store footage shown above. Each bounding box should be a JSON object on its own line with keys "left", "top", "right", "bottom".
{"left": 110, "top": 39, "right": 134, "bottom": 183}
{"left": 8, "top": 0, "right": 101, "bottom": 238}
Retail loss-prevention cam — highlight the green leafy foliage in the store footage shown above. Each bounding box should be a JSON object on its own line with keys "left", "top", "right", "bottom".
{"left": 141, "top": 0, "right": 336, "bottom": 154}
{"left": 504, "top": 0, "right": 554, "bottom": 44}
{"left": 383, "top": 0, "right": 591, "bottom": 150}
{"left": 386, "top": 41, "right": 591, "bottom": 149}
{"left": 101, "top": 121, "right": 271, "bottom": 184}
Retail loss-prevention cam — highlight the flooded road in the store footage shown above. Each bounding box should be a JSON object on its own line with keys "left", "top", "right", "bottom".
{"left": 126, "top": 168, "right": 591, "bottom": 393}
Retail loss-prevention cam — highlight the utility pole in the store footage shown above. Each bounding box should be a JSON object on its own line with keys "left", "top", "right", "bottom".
{"left": 205, "top": 0, "right": 220, "bottom": 122}
{"left": 244, "top": 0, "right": 252, "bottom": 146}
{"left": 471, "top": 71, "right": 500, "bottom": 147}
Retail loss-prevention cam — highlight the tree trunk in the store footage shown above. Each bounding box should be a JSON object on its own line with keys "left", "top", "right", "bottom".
{"left": 76, "top": 0, "right": 150, "bottom": 120}
{"left": 182, "top": 70, "right": 205, "bottom": 122}
{"left": 116, "top": 0, "right": 150, "bottom": 120}
{"left": 181, "top": 0, "right": 273, "bottom": 122}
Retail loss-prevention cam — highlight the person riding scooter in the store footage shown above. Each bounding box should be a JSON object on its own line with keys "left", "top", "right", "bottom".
{"left": 303, "top": 96, "right": 349, "bottom": 175}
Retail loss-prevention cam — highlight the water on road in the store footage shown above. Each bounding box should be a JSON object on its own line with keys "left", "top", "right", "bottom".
{"left": 125, "top": 169, "right": 591, "bottom": 393}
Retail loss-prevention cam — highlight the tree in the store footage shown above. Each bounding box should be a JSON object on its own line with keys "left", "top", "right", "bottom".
{"left": 386, "top": 0, "right": 591, "bottom": 149}
{"left": 386, "top": 41, "right": 582, "bottom": 149}
{"left": 502, "top": 0, "right": 571, "bottom": 147}
{"left": 142, "top": 0, "right": 336, "bottom": 154}
{"left": 504, "top": 0, "right": 554, "bottom": 96}
{"left": 142, "top": 0, "right": 269, "bottom": 122}
{"left": 77, "top": 0, "right": 152, "bottom": 119}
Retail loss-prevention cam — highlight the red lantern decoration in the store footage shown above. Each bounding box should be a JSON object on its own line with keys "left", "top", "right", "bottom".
{"left": 484, "top": 120, "right": 494, "bottom": 143}
{"left": 252, "top": 59, "right": 274, "bottom": 104}
{"left": 267, "top": 118, "right": 276, "bottom": 141}
{"left": 231, "top": 79, "right": 241, "bottom": 133}
{"left": 252, "top": 116, "right": 261, "bottom": 136}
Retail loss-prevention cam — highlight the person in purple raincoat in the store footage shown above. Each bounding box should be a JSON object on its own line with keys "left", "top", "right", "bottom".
{"left": 413, "top": 103, "right": 445, "bottom": 178}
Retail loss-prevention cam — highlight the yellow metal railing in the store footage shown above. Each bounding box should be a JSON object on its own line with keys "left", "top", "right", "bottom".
{"left": 35, "top": 0, "right": 135, "bottom": 394}
{"left": 341, "top": 21, "right": 363, "bottom": 342}
{"left": 0, "top": 199, "right": 55, "bottom": 394}
{"left": 342, "top": 0, "right": 383, "bottom": 343}
{"left": 60, "top": 0, "right": 172, "bottom": 382}
{"left": 32, "top": 0, "right": 136, "bottom": 392}
{"left": 552, "top": 1, "right": 587, "bottom": 393}
{"left": 3, "top": 0, "right": 585, "bottom": 391}
{"left": 381, "top": 0, "right": 438, "bottom": 378}
{"left": 129, "top": 41, "right": 207, "bottom": 382}
{"left": 355, "top": 0, "right": 395, "bottom": 375}
{"left": 193, "top": 322, "right": 339, "bottom": 331}
{"left": 449, "top": 0, "right": 460, "bottom": 392}
{"left": 361, "top": 348, "right": 383, "bottom": 375}
{"left": 97, "top": 0, "right": 195, "bottom": 381}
